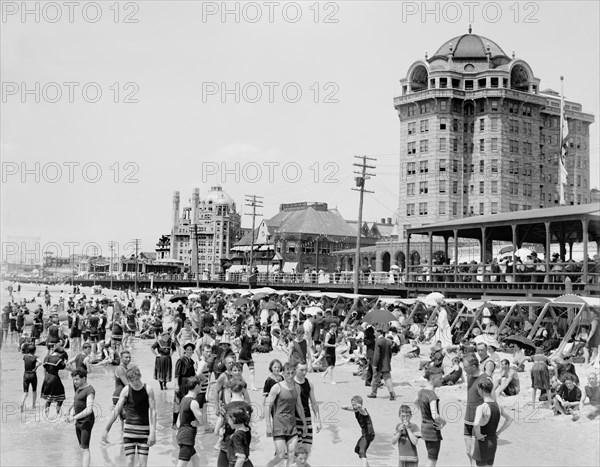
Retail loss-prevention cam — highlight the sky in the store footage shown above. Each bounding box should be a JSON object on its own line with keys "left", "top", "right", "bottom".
{"left": 2, "top": 0, "right": 599, "bottom": 260}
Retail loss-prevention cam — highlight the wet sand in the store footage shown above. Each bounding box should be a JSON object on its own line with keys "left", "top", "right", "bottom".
{"left": 1, "top": 283, "right": 599, "bottom": 466}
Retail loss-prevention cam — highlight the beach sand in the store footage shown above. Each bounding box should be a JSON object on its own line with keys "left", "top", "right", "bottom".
{"left": 1, "top": 283, "right": 599, "bottom": 466}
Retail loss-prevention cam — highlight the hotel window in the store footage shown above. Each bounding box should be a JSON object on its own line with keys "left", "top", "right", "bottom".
{"left": 439, "top": 201, "right": 446, "bottom": 215}
{"left": 523, "top": 205, "right": 532, "bottom": 211}
{"left": 439, "top": 138, "right": 447, "bottom": 151}
{"left": 419, "top": 161, "right": 428, "bottom": 173}
{"left": 407, "top": 183, "right": 415, "bottom": 196}
{"left": 469, "top": 206, "right": 474, "bottom": 215}
{"left": 465, "top": 80, "right": 474, "bottom": 90}
{"left": 577, "top": 175, "right": 582, "bottom": 186}
{"left": 452, "top": 160, "right": 458, "bottom": 173}
{"left": 453, "top": 119, "right": 459, "bottom": 131}
{"left": 522, "top": 105, "right": 532, "bottom": 117}
{"left": 491, "top": 118, "right": 498, "bottom": 131}
{"left": 419, "top": 181, "right": 428, "bottom": 194}
{"left": 491, "top": 180, "right": 498, "bottom": 194}
{"left": 491, "top": 77, "right": 499, "bottom": 88}
{"left": 420, "top": 140, "right": 429, "bottom": 152}
{"left": 523, "top": 142, "right": 533, "bottom": 155}
{"left": 479, "top": 139, "right": 485, "bottom": 152}
{"left": 407, "top": 105, "right": 415, "bottom": 116}
{"left": 452, "top": 101, "right": 461, "bottom": 112}
{"left": 418, "top": 202, "right": 428, "bottom": 215}
{"left": 509, "top": 182, "right": 519, "bottom": 195}
{"left": 480, "top": 118, "right": 485, "bottom": 131}
{"left": 578, "top": 194, "right": 582, "bottom": 204}
{"left": 439, "top": 159, "right": 447, "bottom": 172}
{"left": 479, "top": 181, "right": 485, "bottom": 194}
{"left": 452, "top": 79, "right": 461, "bottom": 89}
{"left": 439, "top": 117, "right": 447, "bottom": 130}
{"left": 524, "top": 184, "right": 532, "bottom": 197}
{"left": 407, "top": 122, "right": 416, "bottom": 135}
{"left": 419, "top": 103, "right": 428, "bottom": 114}
{"left": 439, "top": 180, "right": 446, "bottom": 193}
{"left": 509, "top": 140, "right": 519, "bottom": 154}
{"left": 479, "top": 203, "right": 484, "bottom": 215}
{"left": 452, "top": 181, "right": 458, "bottom": 194}
{"left": 509, "top": 119, "right": 519, "bottom": 133}
{"left": 480, "top": 160, "right": 485, "bottom": 173}
{"left": 524, "top": 164, "right": 532, "bottom": 176}
{"left": 509, "top": 161, "right": 519, "bottom": 175}
{"left": 524, "top": 122, "right": 532, "bottom": 135}
{"left": 439, "top": 78, "right": 447, "bottom": 89}
{"left": 440, "top": 100, "right": 448, "bottom": 111}
{"left": 508, "top": 102, "right": 518, "bottom": 114}
{"left": 477, "top": 100, "right": 485, "bottom": 113}
{"left": 491, "top": 138, "right": 498, "bottom": 151}
{"left": 452, "top": 138, "right": 459, "bottom": 151}
{"left": 407, "top": 142, "right": 416, "bottom": 154}
{"left": 406, "top": 204, "right": 415, "bottom": 217}
{"left": 452, "top": 202, "right": 458, "bottom": 215}
{"left": 406, "top": 162, "right": 416, "bottom": 175}
{"left": 509, "top": 203, "right": 519, "bottom": 212}
{"left": 420, "top": 120, "right": 429, "bottom": 132}
{"left": 491, "top": 202, "right": 498, "bottom": 214}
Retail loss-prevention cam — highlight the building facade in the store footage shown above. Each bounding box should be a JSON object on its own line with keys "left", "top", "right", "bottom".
{"left": 231, "top": 202, "right": 375, "bottom": 273}
{"left": 394, "top": 28, "right": 595, "bottom": 235}
{"left": 164, "top": 186, "right": 244, "bottom": 274}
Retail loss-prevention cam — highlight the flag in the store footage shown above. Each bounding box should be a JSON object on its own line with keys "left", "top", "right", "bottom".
{"left": 558, "top": 78, "right": 568, "bottom": 205}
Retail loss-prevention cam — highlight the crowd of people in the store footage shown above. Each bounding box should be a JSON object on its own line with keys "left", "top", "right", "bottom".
{"left": 1, "top": 285, "right": 600, "bottom": 467}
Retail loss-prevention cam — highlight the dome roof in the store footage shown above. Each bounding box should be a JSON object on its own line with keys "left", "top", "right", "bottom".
{"left": 200, "top": 186, "right": 235, "bottom": 208}
{"left": 432, "top": 33, "right": 509, "bottom": 60}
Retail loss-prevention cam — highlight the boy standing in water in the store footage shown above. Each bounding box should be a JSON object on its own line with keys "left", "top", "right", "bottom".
{"left": 342, "top": 395, "right": 375, "bottom": 467}
{"left": 392, "top": 405, "right": 421, "bottom": 467}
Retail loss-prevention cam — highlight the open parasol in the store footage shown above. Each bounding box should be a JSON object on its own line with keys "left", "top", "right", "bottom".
{"left": 504, "top": 335, "right": 536, "bottom": 352}
{"left": 363, "top": 309, "right": 399, "bottom": 329}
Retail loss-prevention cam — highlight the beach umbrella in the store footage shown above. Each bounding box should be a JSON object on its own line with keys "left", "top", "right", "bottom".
{"left": 504, "top": 335, "right": 536, "bottom": 352}
{"left": 363, "top": 309, "right": 398, "bottom": 328}
{"left": 423, "top": 292, "right": 445, "bottom": 307}
{"left": 169, "top": 294, "right": 188, "bottom": 303}
{"left": 233, "top": 297, "right": 251, "bottom": 307}
{"left": 304, "top": 306, "right": 323, "bottom": 316}
{"left": 187, "top": 293, "right": 199, "bottom": 300}
{"left": 252, "top": 292, "right": 271, "bottom": 301}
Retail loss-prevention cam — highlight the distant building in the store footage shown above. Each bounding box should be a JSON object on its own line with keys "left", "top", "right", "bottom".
{"left": 160, "top": 186, "right": 244, "bottom": 275}
{"left": 231, "top": 202, "right": 375, "bottom": 273}
{"left": 592, "top": 188, "right": 600, "bottom": 205}
{"left": 394, "top": 27, "right": 595, "bottom": 235}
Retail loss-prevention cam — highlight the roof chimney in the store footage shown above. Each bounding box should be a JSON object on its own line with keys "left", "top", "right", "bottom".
{"left": 381, "top": 218, "right": 385, "bottom": 224}
{"left": 387, "top": 218, "right": 392, "bottom": 224}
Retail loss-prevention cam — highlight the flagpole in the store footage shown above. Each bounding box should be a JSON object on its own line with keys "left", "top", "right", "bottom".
{"left": 559, "top": 76, "right": 566, "bottom": 205}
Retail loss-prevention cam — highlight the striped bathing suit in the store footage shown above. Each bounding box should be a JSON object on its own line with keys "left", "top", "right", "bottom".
{"left": 123, "top": 384, "right": 151, "bottom": 457}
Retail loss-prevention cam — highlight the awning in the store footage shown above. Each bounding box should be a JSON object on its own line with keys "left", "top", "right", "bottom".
{"left": 227, "top": 265, "right": 248, "bottom": 273}
{"left": 283, "top": 262, "right": 298, "bottom": 273}
{"left": 259, "top": 245, "right": 274, "bottom": 251}
{"left": 230, "top": 246, "right": 258, "bottom": 252}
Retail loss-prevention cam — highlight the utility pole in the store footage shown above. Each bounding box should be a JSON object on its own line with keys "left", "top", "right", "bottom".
{"left": 245, "top": 194, "right": 263, "bottom": 282}
{"left": 192, "top": 224, "right": 200, "bottom": 288}
{"left": 352, "top": 156, "right": 376, "bottom": 295}
{"left": 132, "top": 238, "right": 141, "bottom": 295}
{"left": 108, "top": 241, "right": 117, "bottom": 291}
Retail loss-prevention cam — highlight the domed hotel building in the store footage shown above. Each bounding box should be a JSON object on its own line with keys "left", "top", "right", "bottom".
{"left": 394, "top": 28, "right": 595, "bottom": 235}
